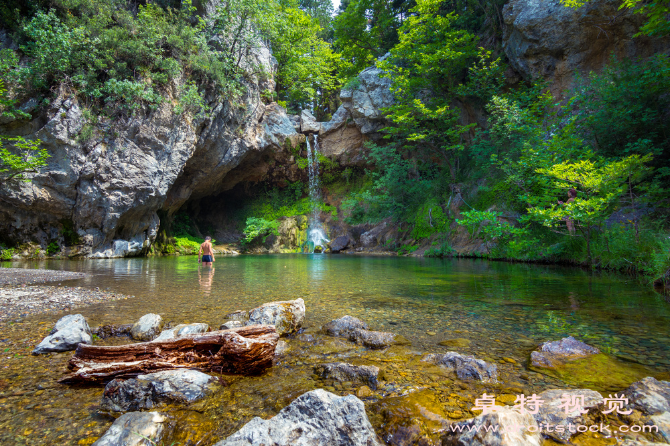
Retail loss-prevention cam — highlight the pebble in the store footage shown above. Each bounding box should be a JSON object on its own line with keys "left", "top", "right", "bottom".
{"left": 426, "top": 331, "right": 437, "bottom": 336}
{"left": 0, "top": 269, "right": 87, "bottom": 286}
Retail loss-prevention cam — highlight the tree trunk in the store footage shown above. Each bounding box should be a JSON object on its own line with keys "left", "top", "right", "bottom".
{"left": 59, "top": 325, "right": 278, "bottom": 384}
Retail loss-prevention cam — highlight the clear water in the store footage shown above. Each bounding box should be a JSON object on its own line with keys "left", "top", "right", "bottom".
{"left": 0, "top": 256, "right": 668, "bottom": 445}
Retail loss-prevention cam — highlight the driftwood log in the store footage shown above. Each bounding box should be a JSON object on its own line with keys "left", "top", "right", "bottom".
{"left": 60, "top": 325, "right": 278, "bottom": 384}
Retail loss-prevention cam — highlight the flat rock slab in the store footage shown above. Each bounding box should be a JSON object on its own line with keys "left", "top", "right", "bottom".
{"left": 0, "top": 268, "right": 87, "bottom": 285}
{"left": 322, "top": 315, "right": 369, "bottom": 337}
{"left": 153, "top": 323, "right": 209, "bottom": 341}
{"left": 131, "top": 314, "right": 164, "bottom": 341}
{"left": 533, "top": 389, "right": 603, "bottom": 442}
{"left": 214, "top": 389, "right": 382, "bottom": 446}
{"left": 349, "top": 329, "right": 410, "bottom": 349}
{"left": 101, "top": 369, "right": 220, "bottom": 412}
{"left": 314, "top": 363, "right": 380, "bottom": 390}
{"left": 246, "top": 298, "right": 305, "bottom": 336}
{"left": 624, "top": 377, "right": 670, "bottom": 415}
{"left": 531, "top": 336, "right": 599, "bottom": 368}
{"left": 443, "top": 407, "right": 541, "bottom": 446}
{"left": 32, "top": 314, "right": 92, "bottom": 354}
{"left": 92, "top": 412, "right": 168, "bottom": 446}
{"left": 422, "top": 352, "right": 497, "bottom": 383}
{"left": 650, "top": 411, "right": 670, "bottom": 443}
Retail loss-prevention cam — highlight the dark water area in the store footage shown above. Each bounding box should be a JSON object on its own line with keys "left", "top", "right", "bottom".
{"left": 1, "top": 255, "right": 669, "bottom": 445}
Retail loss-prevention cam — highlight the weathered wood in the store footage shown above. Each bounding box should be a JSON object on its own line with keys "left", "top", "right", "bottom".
{"left": 60, "top": 325, "right": 278, "bottom": 384}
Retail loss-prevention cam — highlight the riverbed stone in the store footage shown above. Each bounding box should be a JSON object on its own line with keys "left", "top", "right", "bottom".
{"left": 624, "top": 377, "right": 670, "bottom": 414}
{"left": 422, "top": 352, "right": 498, "bottom": 383}
{"left": 322, "top": 315, "right": 369, "bottom": 337}
{"left": 533, "top": 389, "right": 604, "bottom": 442}
{"left": 530, "top": 336, "right": 599, "bottom": 368}
{"left": 650, "top": 411, "right": 670, "bottom": 442}
{"left": 442, "top": 406, "right": 542, "bottom": 446}
{"left": 92, "top": 412, "right": 169, "bottom": 446}
{"left": 246, "top": 298, "right": 305, "bottom": 336}
{"left": 93, "top": 324, "right": 133, "bottom": 339}
{"left": 130, "top": 314, "right": 164, "bottom": 341}
{"left": 153, "top": 323, "right": 209, "bottom": 341}
{"left": 224, "top": 310, "right": 249, "bottom": 322}
{"left": 220, "top": 320, "right": 243, "bottom": 330}
{"left": 438, "top": 338, "right": 471, "bottom": 348}
{"left": 32, "top": 314, "right": 92, "bottom": 354}
{"left": 350, "top": 328, "right": 410, "bottom": 349}
{"left": 213, "top": 389, "right": 382, "bottom": 446}
{"left": 101, "top": 369, "right": 220, "bottom": 412}
{"left": 330, "top": 235, "right": 351, "bottom": 253}
{"left": 314, "top": 363, "right": 381, "bottom": 390}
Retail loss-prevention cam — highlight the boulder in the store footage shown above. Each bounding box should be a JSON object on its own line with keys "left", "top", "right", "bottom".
{"left": 152, "top": 323, "right": 209, "bottom": 342}
{"left": 350, "top": 329, "right": 410, "bottom": 349}
{"left": 422, "top": 352, "right": 498, "bottom": 383}
{"left": 32, "top": 314, "right": 92, "bottom": 354}
{"left": 130, "top": 314, "right": 164, "bottom": 341}
{"left": 650, "top": 411, "right": 670, "bottom": 443}
{"left": 92, "top": 412, "right": 169, "bottom": 446}
{"left": 330, "top": 235, "right": 352, "bottom": 253}
{"left": 300, "top": 109, "right": 321, "bottom": 134}
{"left": 443, "top": 406, "right": 542, "bottom": 446}
{"left": 360, "top": 221, "right": 387, "bottom": 248}
{"left": 624, "top": 377, "right": 670, "bottom": 415}
{"left": 314, "top": 363, "right": 381, "bottom": 390}
{"left": 213, "top": 389, "right": 382, "bottom": 446}
{"left": 263, "top": 103, "right": 304, "bottom": 148}
{"left": 322, "top": 315, "right": 369, "bottom": 337}
{"left": 101, "top": 369, "right": 220, "bottom": 412}
{"left": 533, "top": 389, "right": 603, "bottom": 442}
{"left": 220, "top": 320, "right": 244, "bottom": 330}
{"left": 93, "top": 324, "right": 133, "bottom": 339}
{"left": 246, "top": 298, "right": 305, "bottom": 336}
{"left": 340, "top": 64, "right": 394, "bottom": 138}
{"left": 530, "top": 336, "right": 599, "bottom": 368}
{"left": 224, "top": 310, "right": 249, "bottom": 322}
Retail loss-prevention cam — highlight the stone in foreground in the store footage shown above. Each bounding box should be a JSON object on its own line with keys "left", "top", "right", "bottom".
{"left": 214, "top": 389, "right": 382, "bottom": 446}
{"left": 349, "top": 329, "right": 410, "bottom": 349}
{"left": 224, "top": 310, "right": 249, "bottom": 322}
{"left": 246, "top": 298, "right": 305, "bottom": 336}
{"left": 443, "top": 406, "right": 541, "bottom": 446}
{"left": 92, "top": 412, "right": 168, "bottom": 446}
{"left": 130, "top": 314, "right": 164, "bottom": 341}
{"left": 32, "top": 314, "right": 92, "bottom": 354}
{"left": 322, "top": 315, "right": 369, "bottom": 337}
{"left": 624, "top": 377, "right": 670, "bottom": 415}
{"left": 153, "top": 323, "right": 209, "bottom": 341}
{"left": 314, "top": 363, "right": 381, "bottom": 390}
{"left": 101, "top": 369, "right": 220, "bottom": 412}
{"left": 533, "top": 389, "right": 603, "bottom": 442}
{"left": 530, "top": 336, "right": 599, "bottom": 368}
{"left": 422, "top": 352, "right": 497, "bottom": 383}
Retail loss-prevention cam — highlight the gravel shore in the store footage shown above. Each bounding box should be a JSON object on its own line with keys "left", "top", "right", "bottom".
{"left": 0, "top": 268, "right": 87, "bottom": 285}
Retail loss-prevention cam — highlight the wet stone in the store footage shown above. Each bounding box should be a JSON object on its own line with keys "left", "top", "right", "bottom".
{"left": 438, "top": 338, "right": 471, "bottom": 348}
{"left": 92, "top": 412, "right": 169, "bottom": 446}
{"left": 224, "top": 310, "right": 249, "bottom": 322}
{"left": 322, "top": 315, "right": 369, "bottom": 337}
{"left": 349, "top": 329, "right": 410, "bottom": 349}
{"left": 93, "top": 324, "right": 133, "bottom": 339}
{"left": 530, "top": 336, "right": 599, "bottom": 368}
{"left": 130, "top": 313, "right": 164, "bottom": 341}
{"left": 533, "top": 389, "right": 603, "bottom": 442}
{"left": 443, "top": 406, "right": 542, "bottom": 446}
{"left": 422, "top": 352, "right": 498, "bottom": 383}
{"left": 246, "top": 298, "right": 305, "bottom": 336}
{"left": 153, "top": 323, "right": 209, "bottom": 341}
{"left": 32, "top": 314, "right": 92, "bottom": 354}
{"left": 314, "top": 363, "right": 380, "bottom": 390}
{"left": 624, "top": 377, "right": 670, "bottom": 414}
{"left": 219, "top": 320, "right": 243, "bottom": 330}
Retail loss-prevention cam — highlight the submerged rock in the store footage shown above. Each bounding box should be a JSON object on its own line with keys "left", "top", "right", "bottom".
{"left": 219, "top": 320, "right": 243, "bottom": 330}
{"left": 213, "top": 389, "right": 382, "bottom": 446}
{"left": 422, "top": 352, "right": 497, "bottom": 382}
{"left": 101, "top": 369, "right": 220, "bottom": 412}
{"left": 224, "top": 310, "right": 249, "bottom": 322}
{"left": 438, "top": 338, "right": 471, "bottom": 348}
{"left": 32, "top": 314, "right": 92, "bottom": 354}
{"left": 322, "top": 315, "right": 369, "bottom": 337}
{"left": 93, "top": 324, "right": 133, "bottom": 339}
{"left": 443, "top": 406, "right": 542, "bottom": 446}
{"left": 624, "top": 377, "right": 670, "bottom": 414}
{"left": 350, "top": 329, "right": 410, "bottom": 349}
{"left": 130, "top": 314, "right": 164, "bottom": 341}
{"left": 533, "top": 389, "right": 603, "bottom": 442}
{"left": 153, "top": 323, "right": 209, "bottom": 341}
{"left": 92, "top": 412, "right": 169, "bottom": 446}
{"left": 314, "top": 363, "right": 381, "bottom": 390}
{"left": 530, "top": 336, "right": 599, "bottom": 368}
{"left": 246, "top": 298, "right": 305, "bottom": 336}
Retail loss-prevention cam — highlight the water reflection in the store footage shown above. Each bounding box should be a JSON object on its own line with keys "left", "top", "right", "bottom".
{"left": 199, "top": 265, "right": 215, "bottom": 295}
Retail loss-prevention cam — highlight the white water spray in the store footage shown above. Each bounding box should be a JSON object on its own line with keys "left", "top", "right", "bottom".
{"left": 305, "top": 136, "right": 329, "bottom": 252}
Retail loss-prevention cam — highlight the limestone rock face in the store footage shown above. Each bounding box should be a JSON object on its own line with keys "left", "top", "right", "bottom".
{"left": 341, "top": 65, "right": 393, "bottom": 137}
{"left": 92, "top": 412, "right": 168, "bottom": 446}
{"left": 533, "top": 389, "right": 603, "bottom": 442}
{"left": 101, "top": 369, "right": 219, "bottom": 412}
{"left": 246, "top": 298, "right": 305, "bottom": 336}
{"left": 32, "top": 314, "right": 92, "bottom": 354}
{"left": 530, "top": 336, "right": 599, "bottom": 368}
{"left": 300, "top": 109, "right": 321, "bottom": 133}
{"left": 443, "top": 407, "right": 542, "bottom": 446}
{"left": 322, "top": 315, "right": 369, "bottom": 337}
{"left": 329, "top": 235, "right": 352, "bottom": 253}
{"left": 213, "top": 389, "right": 382, "bottom": 446}
{"left": 314, "top": 363, "right": 381, "bottom": 390}
{"left": 422, "top": 352, "right": 498, "bottom": 383}
{"left": 152, "top": 323, "right": 209, "bottom": 342}
{"left": 360, "top": 221, "right": 388, "bottom": 247}
{"left": 130, "top": 314, "right": 164, "bottom": 341}
{"left": 502, "top": 0, "right": 670, "bottom": 97}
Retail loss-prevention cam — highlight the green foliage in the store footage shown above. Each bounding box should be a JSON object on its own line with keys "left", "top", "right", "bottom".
{"left": 411, "top": 203, "right": 449, "bottom": 240}
{"left": 173, "top": 235, "right": 209, "bottom": 255}
{"left": 46, "top": 242, "right": 60, "bottom": 255}
{"left": 561, "top": 0, "right": 670, "bottom": 36}
{"left": 242, "top": 217, "right": 280, "bottom": 245}
{"left": 0, "top": 135, "right": 50, "bottom": 187}
{"left": 424, "top": 234, "right": 456, "bottom": 258}
{"left": 397, "top": 244, "right": 418, "bottom": 255}
{"left": 60, "top": 219, "right": 81, "bottom": 246}
{"left": 0, "top": 246, "right": 14, "bottom": 261}
{"left": 172, "top": 212, "right": 197, "bottom": 237}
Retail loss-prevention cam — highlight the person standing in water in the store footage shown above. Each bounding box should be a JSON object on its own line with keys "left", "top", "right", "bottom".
{"left": 199, "top": 236, "right": 215, "bottom": 266}
{"left": 558, "top": 188, "right": 577, "bottom": 235}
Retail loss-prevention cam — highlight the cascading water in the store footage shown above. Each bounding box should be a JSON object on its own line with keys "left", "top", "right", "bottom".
{"left": 305, "top": 136, "right": 329, "bottom": 253}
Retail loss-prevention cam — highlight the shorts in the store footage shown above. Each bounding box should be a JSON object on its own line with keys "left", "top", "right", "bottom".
{"left": 201, "top": 255, "right": 212, "bottom": 262}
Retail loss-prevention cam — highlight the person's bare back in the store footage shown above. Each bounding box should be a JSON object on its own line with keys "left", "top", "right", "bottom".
{"left": 199, "top": 236, "right": 215, "bottom": 266}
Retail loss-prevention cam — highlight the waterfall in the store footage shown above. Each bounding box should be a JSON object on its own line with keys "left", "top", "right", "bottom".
{"left": 305, "top": 136, "right": 329, "bottom": 253}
